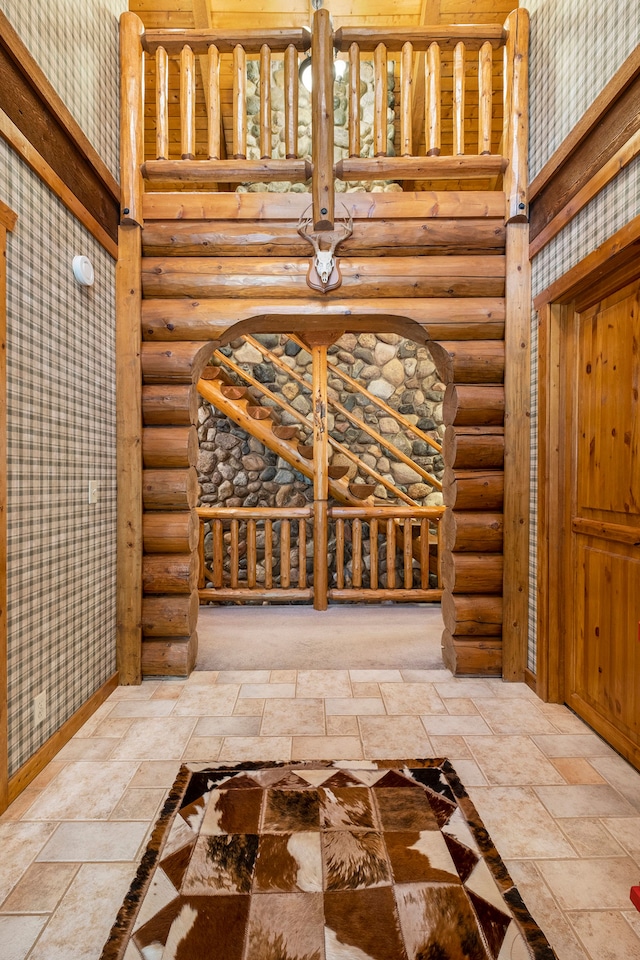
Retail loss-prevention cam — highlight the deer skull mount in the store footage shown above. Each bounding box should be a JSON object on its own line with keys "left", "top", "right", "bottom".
{"left": 297, "top": 205, "right": 353, "bottom": 293}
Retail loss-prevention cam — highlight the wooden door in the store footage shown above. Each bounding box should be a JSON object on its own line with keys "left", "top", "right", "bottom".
{"left": 566, "top": 278, "right": 640, "bottom": 766}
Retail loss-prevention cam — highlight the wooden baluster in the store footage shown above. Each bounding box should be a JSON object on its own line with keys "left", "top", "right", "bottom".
{"left": 420, "top": 517, "right": 430, "bottom": 590}
{"left": 155, "top": 46, "right": 169, "bottom": 159}
{"left": 336, "top": 519, "right": 345, "bottom": 589}
{"left": 400, "top": 41, "right": 413, "bottom": 157}
{"left": 386, "top": 518, "right": 396, "bottom": 589}
{"left": 312, "top": 342, "right": 329, "bottom": 609}
{"left": 264, "top": 520, "right": 273, "bottom": 588}
{"left": 478, "top": 40, "right": 493, "bottom": 155}
{"left": 284, "top": 44, "right": 298, "bottom": 158}
{"left": 425, "top": 42, "right": 441, "bottom": 156}
{"left": 180, "top": 45, "right": 196, "bottom": 159}
{"left": 213, "top": 518, "right": 223, "bottom": 587}
{"left": 437, "top": 517, "right": 443, "bottom": 589}
{"left": 260, "top": 44, "right": 271, "bottom": 159}
{"left": 198, "top": 520, "right": 205, "bottom": 588}
{"left": 349, "top": 42, "right": 360, "bottom": 158}
{"left": 374, "top": 42, "right": 388, "bottom": 157}
{"left": 352, "top": 518, "right": 363, "bottom": 588}
{"left": 233, "top": 44, "right": 247, "bottom": 159}
{"left": 503, "top": 9, "right": 530, "bottom": 221}
{"left": 247, "top": 518, "right": 256, "bottom": 588}
{"left": 207, "top": 44, "right": 221, "bottom": 159}
{"left": 280, "top": 519, "right": 291, "bottom": 589}
{"left": 298, "top": 518, "right": 307, "bottom": 588}
{"left": 453, "top": 41, "right": 465, "bottom": 156}
{"left": 404, "top": 519, "right": 413, "bottom": 588}
{"left": 370, "top": 518, "right": 378, "bottom": 589}
{"left": 230, "top": 519, "right": 239, "bottom": 589}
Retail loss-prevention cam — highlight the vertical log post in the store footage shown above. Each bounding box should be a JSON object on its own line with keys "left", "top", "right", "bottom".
{"left": 247, "top": 519, "right": 256, "bottom": 588}
{"left": 180, "top": 45, "right": 196, "bottom": 159}
{"left": 353, "top": 518, "right": 363, "bottom": 588}
{"left": 155, "top": 46, "right": 169, "bottom": 160}
{"left": 230, "top": 519, "right": 239, "bottom": 589}
{"left": 336, "top": 519, "right": 345, "bottom": 589}
{"left": 502, "top": 8, "right": 531, "bottom": 680}
{"left": 425, "top": 42, "right": 441, "bottom": 156}
{"left": 374, "top": 43, "right": 388, "bottom": 157}
{"left": 503, "top": 9, "right": 530, "bottom": 222}
{"left": 452, "top": 41, "right": 465, "bottom": 156}
{"left": 400, "top": 42, "right": 413, "bottom": 157}
{"left": 312, "top": 8, "right": 334, "bottom": 230}
{"left": 298, "top": 518, "right": 307, "bottom": 588}
{"left": 233, "top": 44, "right": 247, "bottom": 159}
{"left": 478, "top": 40, "right": 493, "bottom": 156}
{"left": 120, "top": 13, "right": 144, "bottom": 226}
{"left": 349, "top": 42, "right": 360, "bottom": 158}
{"left": 260, "top": 44, "right": 272, "bottom": 160}
{"left": 213, "top": 518, "right": 223, "bottom": 587}
{"left": 370, "top": 518, "right": 379, "bottom": 589}
{"left": 281, "top": 520, "right": 291, "bottom": 588}
{"left": 284, "top": 44, "right": 298, "bottom": 158}
{"left": 264, "top": 521, "right": 273, "bottom": 588}
{"left": 312, "top": 343, "right": 329, "bottom": 609}
{"left": 386, "top": 518, "right": 396, "bottom": 589}
{"left": 207, "top": 45, "right": 221, "bottom": 159}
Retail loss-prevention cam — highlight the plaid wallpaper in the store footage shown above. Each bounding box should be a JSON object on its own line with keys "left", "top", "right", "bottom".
{"left": 0, "top": 2, "right": 123, "bottom": 775}
{"left": 522, "top": 0, "right": 640, "bottom": 672}
{"left": 0, "top": 0, "right": 127, "bottom": 180}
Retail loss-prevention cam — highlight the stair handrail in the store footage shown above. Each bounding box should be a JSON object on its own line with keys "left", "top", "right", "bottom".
{"left": 286, "top": 333, "right": 442, "bottom": 454}
{"left": 238, "top": 333, "right": 442, "bottom": 491}
{"left": 207, "top": 350, "right": 419, "bottom": 506}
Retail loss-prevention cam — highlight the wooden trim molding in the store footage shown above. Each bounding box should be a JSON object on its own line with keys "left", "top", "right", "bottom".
{"left": 4, "top": 673, "right": 119, "bottom": 811}
{"left": 0, "top": 200, "right": 17, "bottom": 815}
{"left": 529, "top": 46, "right": 640, "bottom": 254}
{"left": 534, "top": 213, "right": 640, "bottom": 309}
{"left": 0, "top": 11, "right": 119, "bottom": 250}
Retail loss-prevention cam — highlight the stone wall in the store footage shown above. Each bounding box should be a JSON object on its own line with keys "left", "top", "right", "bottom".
{"left": 197, "top": 332, "right": 445, "bottom": 510}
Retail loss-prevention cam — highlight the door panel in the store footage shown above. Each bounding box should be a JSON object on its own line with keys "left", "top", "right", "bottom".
{"left": 568, "top": 279, "right": 640, "bottom": 766}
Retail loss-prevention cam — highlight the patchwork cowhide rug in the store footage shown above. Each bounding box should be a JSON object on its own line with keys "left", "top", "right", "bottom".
{"left": 101, "top": 759, "right": 556, "bottom": 960}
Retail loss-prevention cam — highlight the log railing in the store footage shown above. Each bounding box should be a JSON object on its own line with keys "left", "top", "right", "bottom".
{"left": 197, "top": 503, "right": 443, "bottom": 604}
{"left": 122, "top": 9, "right": 528, "bottom": 226}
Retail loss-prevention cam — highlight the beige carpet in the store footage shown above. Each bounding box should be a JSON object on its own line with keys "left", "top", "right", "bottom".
{"left": 195, "top": 603, "right": 444, "bottom": 671}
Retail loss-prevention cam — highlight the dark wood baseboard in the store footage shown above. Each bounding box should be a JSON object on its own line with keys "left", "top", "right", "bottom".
{"left": 524, "top": 667, "right": 537, "bottom": 694}
{"left": 3, "top": 672, "right": 119, "bottom": 813}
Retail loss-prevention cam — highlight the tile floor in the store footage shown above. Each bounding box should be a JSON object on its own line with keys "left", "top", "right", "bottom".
{"left": 1, "top": 666, "right": 640, "bottom": 959}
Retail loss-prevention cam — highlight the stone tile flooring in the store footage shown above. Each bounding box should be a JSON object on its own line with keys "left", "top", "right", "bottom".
{"left": 1, "top": 666, "right": 639, "bottom": 959}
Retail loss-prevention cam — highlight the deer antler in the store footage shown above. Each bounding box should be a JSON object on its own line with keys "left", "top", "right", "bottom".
{"left": 296, "top": 204, "right": 353, "bottom": 291}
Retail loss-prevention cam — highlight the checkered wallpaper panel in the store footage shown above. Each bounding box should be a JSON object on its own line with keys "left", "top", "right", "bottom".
{"left": 522, "top": 0, "right": 640, "bottom": 672}
{"left": 0, "top": 0, "right": 127, "bottom": 180}
{"left": 1, "top": 141, "right": 117, "bottom": 777}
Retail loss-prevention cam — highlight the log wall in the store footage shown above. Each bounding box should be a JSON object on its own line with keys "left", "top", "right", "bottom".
{"left": 138, "top": 189, "right": 508, "bottom": 677}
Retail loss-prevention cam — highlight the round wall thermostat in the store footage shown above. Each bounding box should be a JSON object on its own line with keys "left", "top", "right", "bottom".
{"left": 72, "top": 255, "right": 94, "bottom": 286}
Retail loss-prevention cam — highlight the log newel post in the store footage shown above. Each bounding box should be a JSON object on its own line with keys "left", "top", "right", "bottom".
{"left": 312, "top": 343, "right": 329, "bottom": 610}
{"left": 119, "top": 12, "right": 145, "bottom": 227}
{"left": 311, "top": 8, "right": 335, "bottom": 231}
{"left": 503, "top": 9, "right": 529, "bottom": 224}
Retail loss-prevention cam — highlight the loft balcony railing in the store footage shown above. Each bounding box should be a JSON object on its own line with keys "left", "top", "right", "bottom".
{"left": 120, "top": 8, "right": 528, "bottom": 228}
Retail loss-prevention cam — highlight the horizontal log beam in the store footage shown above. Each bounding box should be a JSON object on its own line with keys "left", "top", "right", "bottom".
{"left": 199, "top": 588, "right": 314, "bottom": 602}
{"left": 142, "top": 383, "right": 198, "bottom": 425}
{"left": 141, "top": 298, "right": 506, "bottom": 343}
{"left": 141, "top": 219, "right": 507, "bottom": 258}
{"left": 443, "top": 384, "right": 505, "bottom": 426}
{"left": 142, "top": 635, "right": 198, "bottom": 677}
{"left": 328, "top": 588, "right": 441, "bottom": 601}
{"left": 441, "top": 510, "right": 503, "bottom": 553}
{"left": 441, "top": 552, "right": 503, "bottom": 594}
{"left": 442, "top": 631, "right": 502, "bottom": 676}
{"left": 336, "top": 156, "right": 507, "bottom": 182}
{"left": 142, "top": 159, "right": 313, "bottom": 184}
{"left": 142, "top": 553, "right": 198, "bottom": 594}
{"left": 443, "top": 468, "right": 504, "bottom": 511}
{"left": 443, "top": 428, "right": 505, "bottom": 469}
{"left": 142, "top": 425, "right": 198, "bottom": 468}
{"left": 142, "top": 592, "right": 199, "bottom": 637}
{"left": 143, "top": 511, "right": 199, "bottom": 553}
{"left": 142, "top": 190, "right": 506, "bottom": 222}
{"left": 442, "top": 592, "right": 503, "bottom": 637}
{"left": 143, "top": 468, "right": 199, "bottom": 511}
{"left": 141, "top": 256, "right": 505, "bottom": 300}
{"left": 141, "top": 341, "right": 215, "bottom": 383}
{"left": 435, "top": 340, "right": 505, "bottom": 384}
